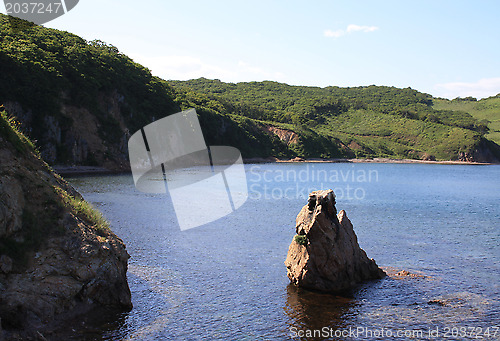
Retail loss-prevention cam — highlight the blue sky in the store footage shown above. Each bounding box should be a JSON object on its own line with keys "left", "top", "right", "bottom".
{"left": 4, "top": 0, "right": 500, "bottom": 99}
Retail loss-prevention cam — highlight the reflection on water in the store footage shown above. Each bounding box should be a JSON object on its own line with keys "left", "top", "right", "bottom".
{"left": 49, "top": 307, "right": 129, "bottom": 340}
{"left": 285, "top": 272, "right": 498, "bottom": 341}
{"left": 60, "top": 163, "right": 500, "bottom": 340}
{"left": 284, "top": 284, "right": 357, "bottom": 336}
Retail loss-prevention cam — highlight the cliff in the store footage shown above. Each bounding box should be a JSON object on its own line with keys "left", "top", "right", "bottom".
{"left": 0, "top": 110, "right": 132, "bottom": 339}
{"left": 285, "top": 190, "right": 385, "bottom": 292}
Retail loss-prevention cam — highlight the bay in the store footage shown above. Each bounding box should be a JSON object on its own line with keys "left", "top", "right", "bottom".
{"left": 65, "top": 163, "right": 500, "bottom": 340}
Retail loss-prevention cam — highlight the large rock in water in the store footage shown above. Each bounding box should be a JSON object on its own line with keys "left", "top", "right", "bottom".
{"left": 285, "top": 190, "right": 385, "bottom": 292}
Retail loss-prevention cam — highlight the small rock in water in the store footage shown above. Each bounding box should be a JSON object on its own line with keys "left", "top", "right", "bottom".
{"left": 394, "top": 270, "right": 426, "bottom": 278}
{"left": 285, "top": 189, "right": 385, "bottom": 293}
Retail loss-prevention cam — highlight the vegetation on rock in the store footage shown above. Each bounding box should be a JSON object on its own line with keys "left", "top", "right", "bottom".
{"left": 294, "top": 234, "right": 307, "bottom": 246}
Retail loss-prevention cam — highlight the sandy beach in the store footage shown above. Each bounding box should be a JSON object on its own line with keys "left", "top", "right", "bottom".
{"left": 244, "top": 156, "right": 496, "bottom": 165}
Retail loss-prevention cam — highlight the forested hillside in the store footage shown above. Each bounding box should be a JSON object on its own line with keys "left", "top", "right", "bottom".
{"left": 1, "top": 14, "right": 499, "bottom": 166}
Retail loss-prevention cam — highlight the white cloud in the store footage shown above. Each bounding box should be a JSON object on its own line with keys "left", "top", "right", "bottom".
{"left": 434, "top": 77, "right": 500, "bottom": 99}
{"left": 346, "top": 24, "right": 379, "bottom": 33}
{"left": 324, "top": 24, "right": 379, "bottom": 38}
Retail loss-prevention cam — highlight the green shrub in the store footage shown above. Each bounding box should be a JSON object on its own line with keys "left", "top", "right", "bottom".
{"left": 294, "top": 234, "right": 307, "bottom": 245}
{"left": 54, "top": 186, "right": 110, "bottom": 233}
{"left": 0, "top": 110, "right": 37, "bottom": 154}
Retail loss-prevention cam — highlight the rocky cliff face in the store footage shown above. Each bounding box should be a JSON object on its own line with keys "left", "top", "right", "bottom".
{"left": 285, "top": 190, "right": 385, "bottom": 292}
{"left": 4, "top": 93, "right": 133, "bottom": 172}
{"left": 458, "top": 138, "right": 500, "bottom": 163}
{"left": 0, "top": 112, "right": 132, "bottom": 339}
{"left": 262, "top": 125, "right": 299, "bottom": 145}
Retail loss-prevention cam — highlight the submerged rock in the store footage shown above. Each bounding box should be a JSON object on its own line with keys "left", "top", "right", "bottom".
{"left": 285, "top": 190, "right": 385, "bottom": 292}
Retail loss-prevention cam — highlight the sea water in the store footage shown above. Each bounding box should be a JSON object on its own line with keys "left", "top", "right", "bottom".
{"left": 64, "top": 163, "right": 500, "bottom": 340}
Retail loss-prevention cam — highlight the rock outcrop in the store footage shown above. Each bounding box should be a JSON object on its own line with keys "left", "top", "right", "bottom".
{"left": 0, "top": 111, "right": 132, "bottom": 339}
{"left": 262, "top": 125, "right": 299, "bottom": 145}
{"left": 285, "top": 190, "right": 385, "bottom": 292}
{"left": 458, "top": 138, "right": 500, "bottom": 163}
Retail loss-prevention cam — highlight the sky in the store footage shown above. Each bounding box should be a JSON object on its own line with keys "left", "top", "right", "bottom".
{"left": 3, "top": 0, "right": 500, "bottom": 99}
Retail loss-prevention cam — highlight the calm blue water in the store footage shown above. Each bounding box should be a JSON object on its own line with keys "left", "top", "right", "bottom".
{"left": 66, "top": 163, "right": 500, "bottom": 340}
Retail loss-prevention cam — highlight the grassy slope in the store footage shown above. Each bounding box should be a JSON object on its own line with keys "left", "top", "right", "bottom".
{"left": 433, "top": 97, "right": 500, "bottom": 145}
{"left": 0, "top": 110, "right": 110, "bottom": 265}
{"left": 318, "top": 109, "right": 480, "bottom": 159}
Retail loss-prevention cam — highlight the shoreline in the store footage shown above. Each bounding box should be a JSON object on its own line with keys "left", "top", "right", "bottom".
{"left": 244, "top": 156, "right": 497, "bottom": 165}
{"left": 53, "top": 165, "right": 127, "bottom": 177}
{"left": 55, "top": 157, "right": 497, "bottom": 176}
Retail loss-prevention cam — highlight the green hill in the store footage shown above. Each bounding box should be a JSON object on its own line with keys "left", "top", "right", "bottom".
{"left": 433, "top": 96, "right": 500, "bottom": 146}
{"left": 1, "top": 14, "right": 499, "bottom": 165}
{"left": 170, "top": 79, "right": 500, "bottom": 162}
